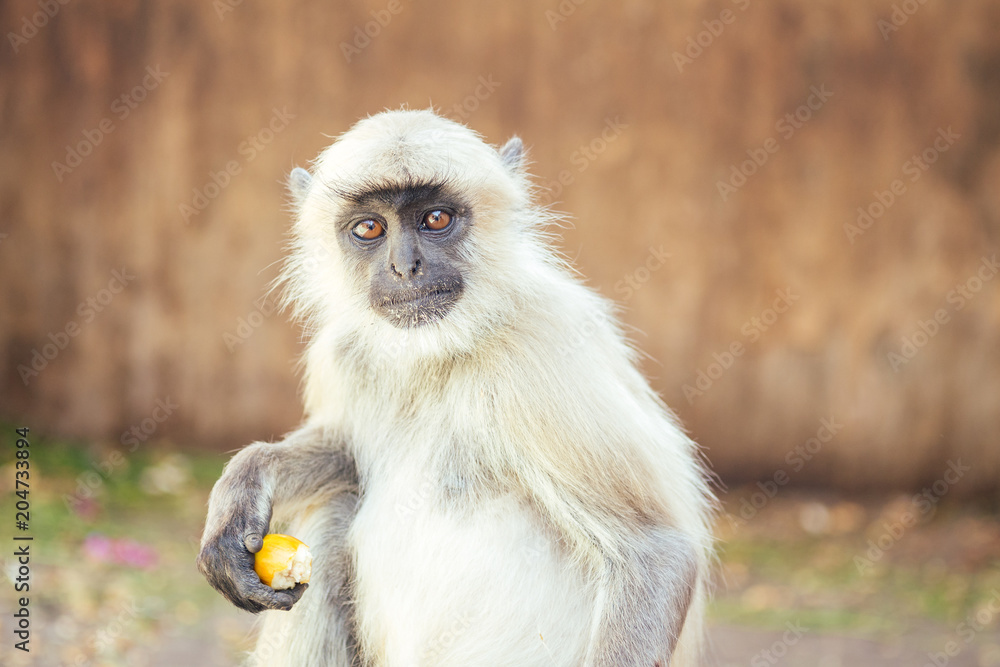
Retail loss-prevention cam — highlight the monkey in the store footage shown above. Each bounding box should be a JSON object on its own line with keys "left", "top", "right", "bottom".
{"left": 197, "top": 109, "right": 715, "bottom": 666}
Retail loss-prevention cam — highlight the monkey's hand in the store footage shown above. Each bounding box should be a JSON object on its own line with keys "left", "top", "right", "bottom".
{"left": 197, "top": 518, "right": 308, "bottom": 613}
{"left": 197, "top": 426, "right": 355, "bottom": 612}
{"left": 196, "top": 439, "right": 309, "bottom": 613}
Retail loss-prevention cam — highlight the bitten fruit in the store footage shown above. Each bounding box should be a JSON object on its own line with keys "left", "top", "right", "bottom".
{"left": 253, "top": 534, "right": 312, "bottom": 590}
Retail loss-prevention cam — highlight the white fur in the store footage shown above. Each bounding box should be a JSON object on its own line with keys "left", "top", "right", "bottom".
{"left": 259, "top": 109, "right": 714, "bottom": 666}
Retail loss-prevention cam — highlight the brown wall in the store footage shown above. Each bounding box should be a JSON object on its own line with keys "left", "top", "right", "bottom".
{"left": 1, "top": 0, "right": 998, "bottom": 492}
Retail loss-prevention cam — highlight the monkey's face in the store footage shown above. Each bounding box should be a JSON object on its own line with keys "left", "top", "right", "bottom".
{"left": 335, "top": 181, "right": 470, "bottom": 328}
{"left": 285, "top": 110, "right": 533, "bottom": 357}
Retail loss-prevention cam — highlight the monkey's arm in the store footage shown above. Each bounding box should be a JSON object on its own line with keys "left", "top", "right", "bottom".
{"left": 534, "top": 474, "right": 700, "bottom": 666}
{"left": 586, "top": 525, "right": 698, "bottom": 666}
{"left": 196, "top": 423, "right": 356, "bottom": 613}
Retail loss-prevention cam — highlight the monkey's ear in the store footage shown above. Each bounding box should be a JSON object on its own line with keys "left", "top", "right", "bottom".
{"left": 288, "top": 167, "right": 313, "bottom": 206}
{"left": 499, "top": 137, "right": 524, "bottom": 172}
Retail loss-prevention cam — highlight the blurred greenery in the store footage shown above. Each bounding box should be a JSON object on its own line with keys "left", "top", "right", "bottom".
{"left": 1, "top": 424, "right": 998, "bottom": 665}
{"left": 0, "top": 424, "right": 250, "bottom": 666}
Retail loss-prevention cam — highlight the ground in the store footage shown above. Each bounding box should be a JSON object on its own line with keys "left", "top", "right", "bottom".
{"left": 1, "top": 430, "right": 998, "bottom": 666}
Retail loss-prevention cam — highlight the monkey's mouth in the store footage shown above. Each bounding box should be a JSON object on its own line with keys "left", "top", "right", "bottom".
{"left": 371, "top": 283, "right": 464, "bottom": 328}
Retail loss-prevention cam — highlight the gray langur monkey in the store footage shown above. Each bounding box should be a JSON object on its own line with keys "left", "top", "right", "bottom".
{"left": 197, "top": 109, "right": 715, "bottom": 666}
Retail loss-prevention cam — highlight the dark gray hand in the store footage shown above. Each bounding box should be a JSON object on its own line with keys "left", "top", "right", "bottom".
{"left": 197, "top": 510, "right": 307, "bottom": 613}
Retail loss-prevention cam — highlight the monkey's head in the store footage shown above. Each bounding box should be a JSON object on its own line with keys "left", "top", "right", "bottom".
{"left": 284, "top": 109, "right": 545, "bottom": 361}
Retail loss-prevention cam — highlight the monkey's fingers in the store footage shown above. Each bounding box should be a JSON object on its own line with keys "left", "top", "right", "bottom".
{"left": 198, "top": 532, "right": 305, "bottom": 613}
{"left": 273, "top": 582, "right": 309, "bottom": 609}
{"left": 244, "top": 532, "right": 264, "bottom": 553}
{"left": 234, "top": 571, "right": 309, "bottom": 612}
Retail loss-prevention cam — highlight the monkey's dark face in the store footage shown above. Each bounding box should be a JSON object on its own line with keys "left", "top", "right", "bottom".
{"left": 335, "top": 182, "right": 469, "bottom": 328}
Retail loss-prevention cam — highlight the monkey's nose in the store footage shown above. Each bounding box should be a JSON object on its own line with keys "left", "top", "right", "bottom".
{"left": 390, "top": 258, "right": 422, "bottom": 279}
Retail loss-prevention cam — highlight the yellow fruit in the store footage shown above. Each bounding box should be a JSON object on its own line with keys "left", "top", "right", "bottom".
{"left": 253, "top": 534, "right": 312, "bottom": 590}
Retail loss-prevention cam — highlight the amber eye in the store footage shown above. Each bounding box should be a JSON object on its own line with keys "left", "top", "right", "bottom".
{"left": 422, "top": 210, "right": 452, "bottom": 231}
{"left": 351, "top": 219, "right": 384, "bottom": 240}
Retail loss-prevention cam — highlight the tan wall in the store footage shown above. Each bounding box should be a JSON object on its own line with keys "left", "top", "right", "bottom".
{"left": 1, "top": 0, "right": 998, "bottom": 491}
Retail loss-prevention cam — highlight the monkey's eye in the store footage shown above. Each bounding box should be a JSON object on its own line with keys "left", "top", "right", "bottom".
{"left": 351, "top": 219, "right": 384, "bottom": 240}
{"left": 422, "top": 210, "right": 453, "bottom": 231}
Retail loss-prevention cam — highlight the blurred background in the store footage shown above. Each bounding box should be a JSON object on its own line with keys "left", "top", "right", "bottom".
{"left": 1, "top": 1, "right": 998, "bottom": 665}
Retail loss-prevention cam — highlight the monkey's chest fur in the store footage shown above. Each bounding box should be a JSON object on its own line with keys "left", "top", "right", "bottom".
{"left": 346, "top": 451, "right": 594, "bottom": 666}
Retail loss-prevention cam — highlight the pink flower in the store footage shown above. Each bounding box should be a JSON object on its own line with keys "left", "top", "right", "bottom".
{"left": 83, "top": 533, "right": 114, "bottom": 563}
{"left": 112, "top": 539, "right": 158, "bottom": 570}
{"left": 82, "top": 533, "right": 158, "bottom": 570}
